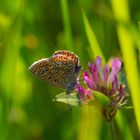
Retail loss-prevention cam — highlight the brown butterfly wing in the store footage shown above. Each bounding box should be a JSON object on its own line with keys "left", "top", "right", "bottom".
{"left": 53, "top": 50, "right": 79, "bottom": 65}
{"left": 29, "top": 58, "right": 48, "bottom": 74}
{"left": 47, "top": 54, "right": 77, "bottom": 89}
{"left": 53, "top": 50, "right": 82, "bottom": 82}
{"left": 29, "top": 55, "right": 77, "bottom": 89}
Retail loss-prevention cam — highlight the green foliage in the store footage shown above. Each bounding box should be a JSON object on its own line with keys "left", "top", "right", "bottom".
{"left": 53, "top": 92, "right": 80, "bottom": 107}
{"left": 0, "top": 0, "right": 139, "bottom": 140}
{"left": 82, "top": 11, "right": 106, "bottom": 64}
{"left": 111, "top": 0, "right": 140, "bottom": 132}
{"left": 91, "top": 91, "right": 110, "bottom": 108}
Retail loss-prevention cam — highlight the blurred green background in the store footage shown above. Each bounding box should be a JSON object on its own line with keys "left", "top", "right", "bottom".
{"left": 0, "top": 0, "right": 139, "bottom": 140}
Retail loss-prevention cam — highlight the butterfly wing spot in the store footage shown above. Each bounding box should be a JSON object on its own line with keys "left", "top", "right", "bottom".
{"left": 62, "top": 74, "right": 67, "bottom": 79}
{"left": 62, "top": 74, "right": 71, "bottom": 83}
{"left": 67, "top": 64, "right": 73, "bottom": 69}
{"left": 62, "top": 57, "right": 66, "bottom": 61}
{"left": 52, "top": 62, "right": 62, "bottom": 68}
{"left": 51, "top": 69, "right": 57, "bottom": 73}
{"left": 48, "top": 76, "right": 52, "bottom": 79}
{"left": 40, "top": 72, "right": 44, "bottom": 75}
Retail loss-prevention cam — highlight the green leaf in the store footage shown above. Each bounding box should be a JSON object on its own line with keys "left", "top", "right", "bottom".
{"left": 123, "top": 106, "right": 133, "bottom": 109}
{"left": 53, "top": 92, "right": 81, "bottom": 107}
{"left": 111, "top": 0, "right": 140, "bottom": 132}
{"left": 82, "top": 10, "right": 106, "bottom": 64}
{"left": 92, "top": 91, "right": 110, "bottom": 107}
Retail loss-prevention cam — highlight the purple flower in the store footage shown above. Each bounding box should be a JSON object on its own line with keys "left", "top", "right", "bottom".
{"left": 75, "top": 84, "right": 93, "bottom": 103}
{"left": 76, "top": 56, "right": 127, "bottom": 121}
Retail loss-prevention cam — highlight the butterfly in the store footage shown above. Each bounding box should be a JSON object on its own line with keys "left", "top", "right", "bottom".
{"left": 29, "top": 50, "right": 82, "bottom": 94}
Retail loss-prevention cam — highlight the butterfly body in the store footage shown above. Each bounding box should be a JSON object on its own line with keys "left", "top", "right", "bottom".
{"left": 29, "top": 50, "right": 82, "bottom": 94}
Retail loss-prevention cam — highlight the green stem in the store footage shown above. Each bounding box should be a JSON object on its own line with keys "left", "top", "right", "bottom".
{"left": 60, "top": 0, "right": 73, "bottom": 51}
{"left": 109, "top": 121, "right": 116, "bottom": 140}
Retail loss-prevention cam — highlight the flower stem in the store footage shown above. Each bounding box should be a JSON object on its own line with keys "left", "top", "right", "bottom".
{"left": 109, "top": 121, "right": 116, "bottom": 140}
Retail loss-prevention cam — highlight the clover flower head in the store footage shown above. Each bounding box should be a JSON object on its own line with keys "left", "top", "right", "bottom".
{"left": 76, "top": 56, "right": 128, "bottom": 121}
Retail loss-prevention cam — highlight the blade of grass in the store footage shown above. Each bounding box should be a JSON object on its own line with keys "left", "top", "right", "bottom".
{"left": 121, "top": 22, "right": 140, "bottom": 53}
{"left": 78, "top": 107, "right": 102, "bottom": 140}
{"left": 116, "top": 111, "right": 134, "bottom": 140}
{"left": 0, "top": 0, "right": 24, "bottom": 139}
{"left": 111, "top": 0, "right": 140, "bottom": 132}
{"left": 82, "top": 11, "right": 105, "bottom": 64}
{"left": 60, "top": 0, "right": 73, "bottom": 51}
